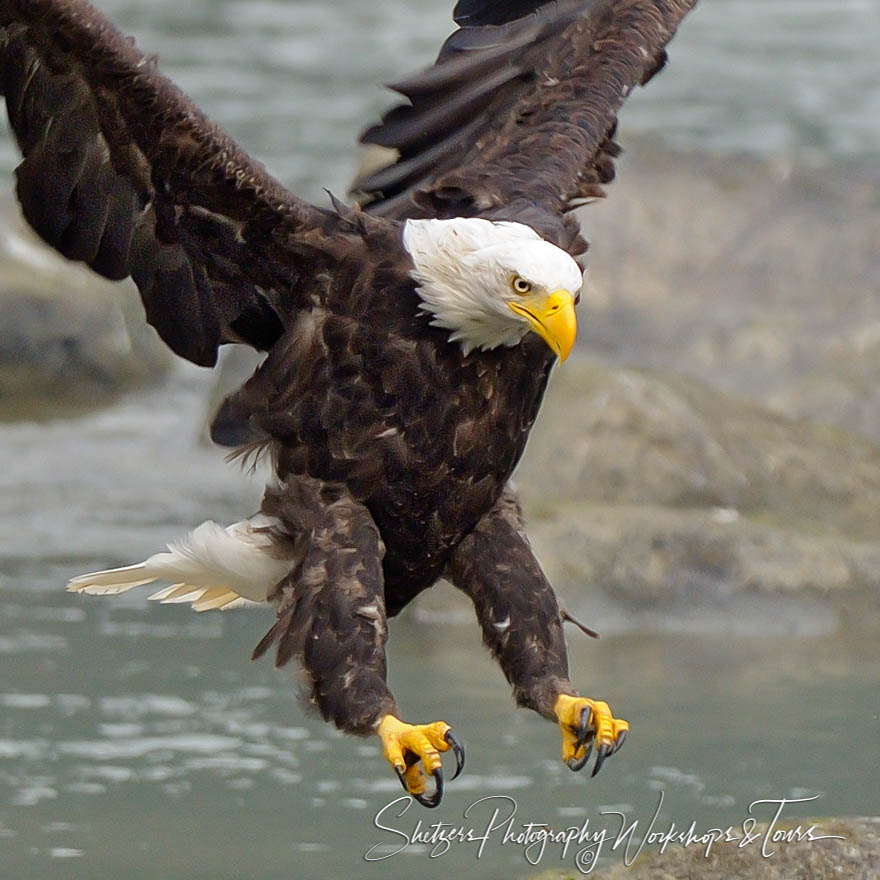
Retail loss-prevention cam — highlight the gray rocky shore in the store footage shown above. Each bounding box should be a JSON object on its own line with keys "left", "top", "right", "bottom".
{"left": 0, "top": 196, "right": 169, "bottom": 418}
{"left": 515, "top": 360, "right": 880, "bottom": 634}
{"left": 520, "top": 143, "right": 880, "bottom": 631}
{"left": 530, "top": 816, "right": 880, "bottom": 880}
{"left": 577, "top": 142, "right": 880, "bottom": 440}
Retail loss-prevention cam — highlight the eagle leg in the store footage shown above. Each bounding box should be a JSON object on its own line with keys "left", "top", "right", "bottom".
{"left": 447, "top": 487, "right": 628, "bottom": 777}
{"left": 260, "top": 478, "right": 466, "bottom": 804}
{"left": 554, "top": 694, "right": 629, "bottom": 777}
{"left": 257, "top": 479, "right": 400, "bottom": 733}
{"left": 376, "top": 716, "right": 464, "bottom": 808}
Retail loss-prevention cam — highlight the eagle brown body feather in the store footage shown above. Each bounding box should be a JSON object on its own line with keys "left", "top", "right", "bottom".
{"left": 0, "top": 0, "right": 696, "bottom": 742}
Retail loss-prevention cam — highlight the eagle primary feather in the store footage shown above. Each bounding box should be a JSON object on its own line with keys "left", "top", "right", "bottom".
{"left": 0, "top": 0, "right": 697, "bottom": 804}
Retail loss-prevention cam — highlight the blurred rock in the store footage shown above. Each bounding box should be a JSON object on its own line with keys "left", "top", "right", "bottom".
{"left": 0, "top": 200, "right": 170, "bottom": 419}
{"left": 515, "top": 363, "right": 880, "bottom": 623}
{"left": 578, "top": 141, "right": 880, "bottom": 439}
{"left": 518, "top": 138, "right": 880, "bottom": 622}
{"left": 531, "top": 502, "right": 879, "bottom": 609}
{"left": 531, "top": 816, "right": 880, "bottom": 880}
{"left": 522, "top": 363, "right": 880, "bottom": 540}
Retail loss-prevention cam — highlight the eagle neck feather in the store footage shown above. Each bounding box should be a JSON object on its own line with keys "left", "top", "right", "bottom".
{"left": 402, "top": 217, "right": 538, "bottom": 355}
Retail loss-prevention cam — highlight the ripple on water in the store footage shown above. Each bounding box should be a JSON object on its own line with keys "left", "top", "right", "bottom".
{"left": 293, "top": 842, "right": 331, "bottom": 853}
{"left": 0, "top": 633, "right": 67, "bottom": 654}
{"left": 13, "top": 783, "right": 57, "bottom": 807}
{"left": 100, "top": 694, "right": 196, "bottom": 718}
{"left": 0, "top": 694, "right": 51, "bottom": 709}
{"left": 268, "top": 768, "right": 303, "bottom": 785}
{"left": 57, "top": 733, "right": 243, "bottom": 761}
{"left": 98, "top": 723, "right": 145, "bottom": 738}
{"left": 2, "top": 605, "right": 86, "bottom": 624}
{"left": 62, "top": 783, "right": 106, "bottom": 795}
{"left": 98, "top": 617, "right": 224, "bottom": 639}
{"left": 48, "top": 847, "right": 84, "bottom": 859}
{"left": 0, "top": 739, "right": 50, "bottom": 760}
{"left": 74, "top": 766, "right": 134, "bottom": 784}
{"left": 361, "top": 773, "right": 533, "bottom": 795}
{"left": 648, "top": 765, "right": 707, "bottom": 794}
{"left": 183, "top": 755, "right": 268, "bottom": 773}
{"left": 0, "top": 693, "right": 91, "bottom": 716}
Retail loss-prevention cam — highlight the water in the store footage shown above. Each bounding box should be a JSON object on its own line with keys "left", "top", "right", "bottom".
{"left": 1, "top": 1, "right": 879, "bottom": 877}
{"left": 2, "top": 528, "right": 878, "bottom": 879}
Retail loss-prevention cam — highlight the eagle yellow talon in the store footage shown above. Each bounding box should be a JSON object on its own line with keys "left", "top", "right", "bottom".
{"left": 376, "top": 714, "right": 465, "bottom": 808}
{"left": 554, "top": 694, "right": 628, "bottom": 777}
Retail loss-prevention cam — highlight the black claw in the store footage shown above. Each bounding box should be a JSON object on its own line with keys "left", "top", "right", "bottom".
{"left": 591, "top": 742, "right": 610, "bottom": 777}
{"left": 445, "top": 729, "right": 466, "bottom": 780}
{"left": 578, "top": 706, "right": 593, "bottom": 733}
{"left": 394, "top": 765, "right": 409, "bottom": 793}
{"left": 395, "top": 765, "right": 410, "bottom": 791}
{"left": 574, "top": 706, "right": 594, "bottom": 752}
{"left": 397, "top": 735, "right": 459, "bottom": 808}
{"left": 612, "top": 729, "right": 627, "bottom": 755}
{"left": 413, "top": 767, "right": 444, "bottom": 808}
{"left": 566, "top": 739, "right": 593, "bottom": 772}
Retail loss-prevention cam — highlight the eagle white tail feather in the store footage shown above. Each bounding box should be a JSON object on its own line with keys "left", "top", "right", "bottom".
{"left": 67, "top": 516, "right": 295, "bottom": 612}
{"left": 66, "top": 564, "right": 159, "bottom": 595}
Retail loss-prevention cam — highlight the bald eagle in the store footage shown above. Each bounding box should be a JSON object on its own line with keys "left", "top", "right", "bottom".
{"left": 0, "top": 0, "right": 696, "bottom": 806}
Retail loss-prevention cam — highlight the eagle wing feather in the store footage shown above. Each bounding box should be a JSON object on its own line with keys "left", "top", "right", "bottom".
{"left": 0, "top": 0, "right": 367, "bottom": 367}
{"left": 354, "top": 0, "right": 696, "bottom": 251}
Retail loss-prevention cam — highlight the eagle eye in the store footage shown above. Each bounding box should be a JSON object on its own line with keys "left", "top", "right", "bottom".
{"left": 511, "top": 276, "right": 532, "bottom": 295}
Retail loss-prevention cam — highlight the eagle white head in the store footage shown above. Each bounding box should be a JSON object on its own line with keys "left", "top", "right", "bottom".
{"left": 403, "top": 217, "right": 583, "bottom": 360}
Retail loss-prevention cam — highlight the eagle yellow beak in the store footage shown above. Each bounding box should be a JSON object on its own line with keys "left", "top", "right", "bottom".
{"left": 508, "top": 289, "right": 577, "bottom": 362}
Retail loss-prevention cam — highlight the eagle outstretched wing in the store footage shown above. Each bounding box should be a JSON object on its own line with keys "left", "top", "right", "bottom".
{"left": 355, "top": 0, "right": 696, "bottom": 251}
{"left": 1, "top": 0, "right": 695, "bottom": 368}
{"left": 0, "top": 0, "right": 360, "bottom": 367}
